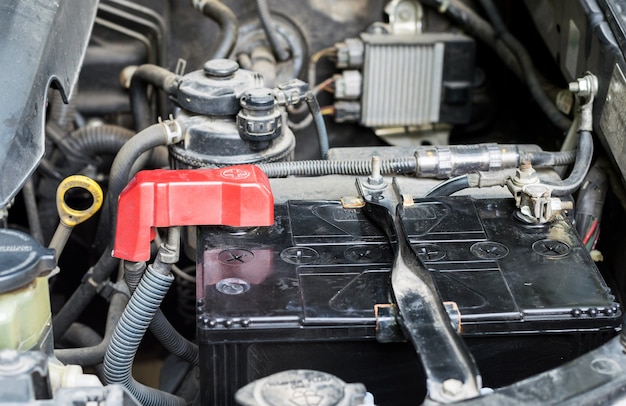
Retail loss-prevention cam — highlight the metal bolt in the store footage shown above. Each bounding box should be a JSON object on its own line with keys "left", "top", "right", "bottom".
{"left": 515, "top": 162, "right": 537, "bottom": 183}
{"left": 441, "top": 379, "right": 464, "bottom": 398}
{"left": 368, "top": 156, "right": 384, "bottom": 186}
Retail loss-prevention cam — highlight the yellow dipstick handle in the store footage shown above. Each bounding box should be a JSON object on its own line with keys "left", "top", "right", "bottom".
{"left": 49, "top": 175, "right": 103, "bottom": 260}
{"left": 56, "top": 175, "right": 104, "bottom": 227}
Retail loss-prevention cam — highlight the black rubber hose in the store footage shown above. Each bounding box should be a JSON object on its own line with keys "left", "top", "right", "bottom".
{"left": 52, "top": 255, "right": 118, "bottom": 342}
{"left": 55, "top": 291, "right": 128, "bottom": 366}
{"left": 56, "top": 323, "right": 106, "bottom": 380}
{"left": 68, "top": 125, "right": 135, "bottom": 158}
{"left": 129, "top": 65, "right": 180, "bottom": 132}
{"left": 542, "top": 130, "right": 594, "bottom": 196}
{"left": 425, "top": 175, "right": 471, "bottom": 197}
{"left": 125, "top": 263, "right": 199, "bottom": 366}
{"left": 46, "top": 122, "right": 91, "bottom": 166}
{"left": 53, "top": 123, "right": 172, "bottom": 341}
{"left": 257, "top": 157, "right": 417, "bottom": 178}
{"left": 477, "top": 0, "right": 571, "bottom": 131}
{"left": 66, "top": 125, "right": 168, "bottom": 177}
{"left": 61, "top": 323, "right": 102, "bottom": 347}
{"left": 305, "top": 91, "right": 330, "bottom": 159}
{"left": 196, "top": 0, "right": 239, "bottom": 60}
{"left": 256, "top": 0, "right": 290, "bottom": 61}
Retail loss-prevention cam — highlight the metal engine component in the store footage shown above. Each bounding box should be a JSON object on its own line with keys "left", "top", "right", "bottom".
{"left": 334, "top": 32, "right": 475, "bottom": 127}
{"left": 170, "top": 59, "right": 295, "bottom": 168}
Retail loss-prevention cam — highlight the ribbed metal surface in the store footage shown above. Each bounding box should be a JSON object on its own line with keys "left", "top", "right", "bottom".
{"left": 361, "top": 42, "right": 444, "bottom": 127}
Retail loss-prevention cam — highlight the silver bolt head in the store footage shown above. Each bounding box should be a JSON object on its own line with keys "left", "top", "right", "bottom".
{"left": 515, "top": 166, "right": 537, "bottom": 182}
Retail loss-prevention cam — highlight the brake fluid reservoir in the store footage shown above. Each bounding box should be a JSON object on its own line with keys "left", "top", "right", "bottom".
{"left": 0, "top": 229, "right": 55, "bottom": 352}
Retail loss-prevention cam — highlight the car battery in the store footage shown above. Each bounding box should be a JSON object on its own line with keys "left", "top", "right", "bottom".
{"left": 196, "top": 196, "right": 621, "bottom": 405}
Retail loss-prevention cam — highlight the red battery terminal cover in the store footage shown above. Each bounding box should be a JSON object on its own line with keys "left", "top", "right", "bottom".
{"left": 113, "top": 165, "right": 274, "bottom": 261}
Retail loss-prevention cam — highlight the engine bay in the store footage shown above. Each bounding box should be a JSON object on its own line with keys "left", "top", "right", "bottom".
{"left": 2, "top": 0, "right": 626, "bottom": 405}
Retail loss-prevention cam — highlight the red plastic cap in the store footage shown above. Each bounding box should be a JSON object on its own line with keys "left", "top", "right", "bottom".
{"left": 113, "top": 165, "right": 274, "bottom": 261}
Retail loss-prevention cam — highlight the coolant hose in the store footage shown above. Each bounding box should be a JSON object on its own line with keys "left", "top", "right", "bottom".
{"left": 125, "top": 262, "right": 199, "bottom": 366}
{"left": 104, "top": 265, "right": 185, "bottom": 406}
{"left": 195, "top": 0, "right": 239, "bottom": 60}
{"left": 305, "top": 91, "right": 330, "bottom": 159}
{"left": 256, "top": 0, "right": 290, "bottom": 61}
{"left": 257, "top": 157, "right": 417, "bottom": 177}
{"left": 53, "top": 123, "right": 173, "bottom": 341}
{"left": 425, "top": 175, "right": 471, "bottom": 197}
{"left": 129, "top": 64, "right": 180, "bottom": 132}
{"left": 55, "top": 291, "right": 128, "bottom": 366}
{"left": 542, "top": 130, "right": 594, "bottom": 196}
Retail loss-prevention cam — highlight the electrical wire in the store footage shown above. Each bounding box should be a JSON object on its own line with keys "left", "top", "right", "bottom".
{"left": 582, "top": 218, "right": 599, "bottom": 246}
{"left": 320, "top": 106, "right": 335, "bottom": 116}
{"left": 288, "top": 77, "right": 336, "bottom": 130}
{"left": 308, "top": 47, "right": 337, "bottom": 91}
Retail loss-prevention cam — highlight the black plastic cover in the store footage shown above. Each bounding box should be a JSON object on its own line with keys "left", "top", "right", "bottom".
{"left": 0, "top": 229, "right": 55, "bottom": 293}
{"left": 0, "top": 0, "right": 99, "bottom": 207}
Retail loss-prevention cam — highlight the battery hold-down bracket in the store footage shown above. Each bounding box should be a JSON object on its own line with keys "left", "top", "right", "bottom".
{"left": 113, "top": 165, "right": 274, "bottom": 262}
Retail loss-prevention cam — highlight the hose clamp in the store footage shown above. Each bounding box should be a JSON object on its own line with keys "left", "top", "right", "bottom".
{"left": 159, "top": 117, "right": 183, "bottom": 145}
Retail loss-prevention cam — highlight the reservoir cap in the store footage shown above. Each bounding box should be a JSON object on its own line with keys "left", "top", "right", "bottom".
{"left": 0, "top": 229, "right": 55, "bottom": 293}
